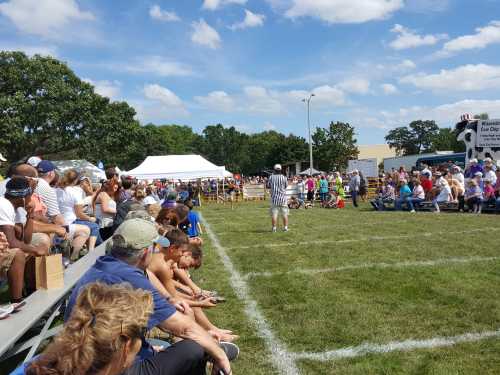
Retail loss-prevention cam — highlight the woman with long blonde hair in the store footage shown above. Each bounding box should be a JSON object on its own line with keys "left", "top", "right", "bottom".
{"left": 26, "top": 282, "right": 153, "bottom": 375}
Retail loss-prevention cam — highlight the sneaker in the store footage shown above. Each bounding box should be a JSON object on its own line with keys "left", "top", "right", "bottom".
{"left": 410, "top": 209, "right": 416, "bottom": 213}
{"left": 220, "top": 341, "right": 240, "bottom": 362}
{"left": 283, "top": 227, "right": 288, "bottom": 232}
{"left": 272, "top": 227, "right": 277, "bottom": 233}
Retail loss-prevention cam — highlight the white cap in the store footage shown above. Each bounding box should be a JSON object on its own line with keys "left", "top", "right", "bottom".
{"left": 143, "top": 196, "right": 156, "bottom": 206}
{"left": 474, "top": 171, "right": 483, "bottom": 177}
{"left": 470, "top": 158, "right": 478, "bottom": 164}
{"left": 0, "top": 153, "right": 6, "bottom": 162}
{"left": 27, "top": 156, "right": 42, "bottom": 167}
{"left": 274, "top": 164, "right": 282, "bottom": 171}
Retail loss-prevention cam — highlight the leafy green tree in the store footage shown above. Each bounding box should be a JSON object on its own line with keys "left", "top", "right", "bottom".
{"left": 430, "top": 128, "right": 465, "bottom": 153}
{"left": 385, "top": 120, "right": 439, "bottom": 156}
{"left": 312, "top": 121, "right": 359, "bottom": 171}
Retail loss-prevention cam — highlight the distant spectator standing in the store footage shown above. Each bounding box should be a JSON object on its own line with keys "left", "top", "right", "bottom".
{"left": 306, "top": 175, "right": 315, "bottom": 203}
{"left": 267, "top": 164, "right": 289, "bottom": 232}
{"left": 348, "top": 170, "right": 361, "bottom": 207}
{"left": 319, "top": 176, "right": 329, "bottom": 203}
{"left": 296, "top": 178, "right": 305, "bottom": 202}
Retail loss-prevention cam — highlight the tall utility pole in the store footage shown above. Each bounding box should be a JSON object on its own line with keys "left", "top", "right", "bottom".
{"left": 302, "top": 94, "right": 315, "bottom": 174}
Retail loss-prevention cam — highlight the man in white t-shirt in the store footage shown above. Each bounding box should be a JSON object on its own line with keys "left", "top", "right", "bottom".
{"left": 451, "top": 165, "right": 465, "bottom": 189}
{"left": 433, "top": 179, "right": 453, "bottom": 213}
{"left": 0, "top": 177, "right": 48, "bottom": 256}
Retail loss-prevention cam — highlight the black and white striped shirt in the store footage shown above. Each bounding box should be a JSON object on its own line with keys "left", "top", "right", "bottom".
{"left": 267, "top": 173, "right": 288, "bottom": 206}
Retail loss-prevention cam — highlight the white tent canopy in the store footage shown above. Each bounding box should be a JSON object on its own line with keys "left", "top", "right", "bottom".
{"left": 53, "top": 160, "right": 106, "bottom": 183}
{"left": 125, "top": 155, "right": 227, "bottom": 180}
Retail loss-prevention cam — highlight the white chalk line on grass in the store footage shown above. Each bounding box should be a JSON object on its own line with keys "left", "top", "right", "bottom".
{"left": 242, "top": 256, "right": 500, "bottom": 280}
{"left": 226, "top": 227, "right": 498, "bottom": 250}
{"left": 199, "top": 213, "right": 300, "bottom": 375}
{"left": 291, "top": 329, "right": 500, "bottom": 361}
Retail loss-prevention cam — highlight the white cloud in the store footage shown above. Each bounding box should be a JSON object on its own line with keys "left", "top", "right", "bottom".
{"left": 125, "top": 56, "right": 193, "bottom": 77}
{"left": 284, "top": 0, "right": 403, "bottom": 24}
{"left": 83, "top": 78, "right": 121, "bottom": 100}
{"left": 243, "top": 86, "right": 283, "bottom": 114}
{"left": 442, "top": 21, "right": 500, "bottom": 54}
{"left": 381, "top": 83, "right": 398, "bottom": 95}
{"left": 311, "top": 85, "right": 347, "bottom": 106}
{"left": 229, "top": 9, "right": 265, "bottom": 30}
{"left": 338, "top": 78, "right": 370, "bottom": 94}
{"left": 143, "top": 84, "right": 183, "bottom": 107}
{"left": 396, "top": 59, "right": 416, "bottom": 70}
{"left": 400, "top": 64, "right": 500, "bottom": 92}
{"left": 0, "top": 0, "right": 94, "bottom": 40}
{"left": 194, "top": 91, "right": 235, "bottom": 112}
{"left": 380, "top": 99, "right": 500, "bottom": 128}
{"left": 0, "top": 43, "right": 58, "bottom": 57}
{"left": 202, "top": 0, "right": 246, "bottom": 11}
{"left": 389, "top": 24, "right": 448, "bottom": 50}
{"left": 191, "top": 19, "right": 221, "bottom": 49}
{"left": 149, "top": 5, "right": 180, "bottom": 22}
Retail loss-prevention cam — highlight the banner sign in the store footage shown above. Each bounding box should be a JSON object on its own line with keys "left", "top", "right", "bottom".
{"left": 348, "top": 158, "right": 379, "bottom": 177}
{"left": 478, "top": 120, "right": 500, "bottom": 148}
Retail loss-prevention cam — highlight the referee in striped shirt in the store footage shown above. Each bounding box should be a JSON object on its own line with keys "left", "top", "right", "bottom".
{"left": 267, "top": 164, "right": 289, "bottom": 232}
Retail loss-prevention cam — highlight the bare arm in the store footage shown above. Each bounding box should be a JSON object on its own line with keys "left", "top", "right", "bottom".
{"left": 174, "top": 267, "right": 202, "bottom": 295}
{"left": 160, "top": 312, "right": 231, "bottom": 374}
{"left": 74, "top": 205, "right": 95, "bottom": 222}
{"left": 0, "top": 225, "right": 46, "bottom": 255}
{"left": 33, "top": 220, "right": 66, "bottom": 238}
{"left": 99, "top": 193, "right": 116, "bottom": 214}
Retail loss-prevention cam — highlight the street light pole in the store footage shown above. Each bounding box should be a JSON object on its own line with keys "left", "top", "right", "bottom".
{"left": 302, "top": 94, "right": 315, "bottom": 174}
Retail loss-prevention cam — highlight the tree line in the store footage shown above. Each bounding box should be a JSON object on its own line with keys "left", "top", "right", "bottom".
{"left": 0, "top": 51, "right": 359, "bottom": 174}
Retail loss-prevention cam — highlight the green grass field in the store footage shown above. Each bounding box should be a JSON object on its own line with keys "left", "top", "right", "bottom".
{"left": 194, "top": 201, "right": 500, "bottom": 374}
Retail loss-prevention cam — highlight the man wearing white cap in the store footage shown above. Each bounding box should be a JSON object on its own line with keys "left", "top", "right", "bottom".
{"left": 267, "top": 164, "right": 289, "bottom": 232}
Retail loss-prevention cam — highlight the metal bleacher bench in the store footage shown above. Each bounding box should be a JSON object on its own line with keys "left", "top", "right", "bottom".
{"left": 0, "top": 245, "right": 105, "bottom": 364}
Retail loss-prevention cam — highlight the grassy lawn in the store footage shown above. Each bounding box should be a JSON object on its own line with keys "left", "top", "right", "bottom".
{"left": 196, "top": 201, "right": 500, "bottom": 374}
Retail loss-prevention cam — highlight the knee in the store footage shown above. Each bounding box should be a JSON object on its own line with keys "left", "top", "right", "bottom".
{"left": 178, "top": 340, "right": 205, "bottom": 363}
{"left": 13, "top": 248, "right": 26, "bottom": 267}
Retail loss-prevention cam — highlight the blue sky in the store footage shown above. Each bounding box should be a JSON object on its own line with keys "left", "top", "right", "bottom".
{"left": 1, "top": 0, "right": 500, "bottom": 144}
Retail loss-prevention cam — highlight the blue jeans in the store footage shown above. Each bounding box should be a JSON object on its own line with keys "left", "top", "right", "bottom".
{"left": 406, "top": 197, "right": 424, "bottom": 211}
{"left": 496, "top": 197, "right": 500, "bottom": 212}
{"left": 351, "top": 191, "right": 358, "bottom": 207}
{"left": 395, "top": 197, "right": 406, "bottom": 210}
{"left": 73, "top": 219, "right": 103, "bottom": 245}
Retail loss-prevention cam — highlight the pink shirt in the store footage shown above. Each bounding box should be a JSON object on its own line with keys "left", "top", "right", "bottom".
{"left": 306, "top": 180, "right": 315, "bottom": 191}
{"left": 484, "top": 184, "right": 495, "bottom": 199}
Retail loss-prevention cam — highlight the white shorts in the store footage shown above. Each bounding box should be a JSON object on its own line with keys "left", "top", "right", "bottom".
{"left": 270, "top": 205, "right": 289, "bottom": 218}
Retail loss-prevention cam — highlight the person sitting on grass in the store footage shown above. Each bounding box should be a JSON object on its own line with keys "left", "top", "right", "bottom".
{"left": 406, "top": 178, "right": 425, "bottom": 213}
{"left": 147, "top": 228, "right": 237, "bottom": 343}
{"left": 64, "top": 218, "right": 233, "bottom": 375}
{"left": 433, "top": 179, "right": 453, "bottom": 213}
{"left": 0, "top": 232, "right": 25, "bottom": 303}
{"left": 394, "top": 180, "right": 411, "bottom": 210}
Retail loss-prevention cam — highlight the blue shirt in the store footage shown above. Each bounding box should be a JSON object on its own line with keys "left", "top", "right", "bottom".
{"left": 187, "top": 211, "right": 200, "bottom": 237}
{"left": 65, "top": 255, "right": 176, "bottom": 359}
{"left": 399, "top": 185, "right": 412, "bottom": 198}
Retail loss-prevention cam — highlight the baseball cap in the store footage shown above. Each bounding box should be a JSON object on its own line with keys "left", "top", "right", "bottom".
{"left": 143, "top": 196, "right": 156, "bottom": 206}
{"left": 274, "top": 164, "right": 282, "bottom": 171}
{"left": 470, "top": 158, "right": 478, "bottom": 164}
{"left": 0, "top": 153, "right": 6, "bottom": 162}
{"left": 37, "top": 160, "right": 56, "bottom": 173}
{"left": 154, "top": 235, "right": 171, "bottom": 248}
{"left": 6, "top": 177, "right": 32, "bottom": 198}
{"left": 111, "top": 218, "right": 160, "bottom": 251}
{"left": 474, "top": 171, "right": 483, "bottom": 177}
{"left": 27, "top": 156, "right": 42, "bottom": 168}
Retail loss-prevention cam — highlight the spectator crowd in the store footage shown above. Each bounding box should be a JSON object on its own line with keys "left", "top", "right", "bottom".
{"left": 0, "top": 155, "right": 237, "bottom": 375}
